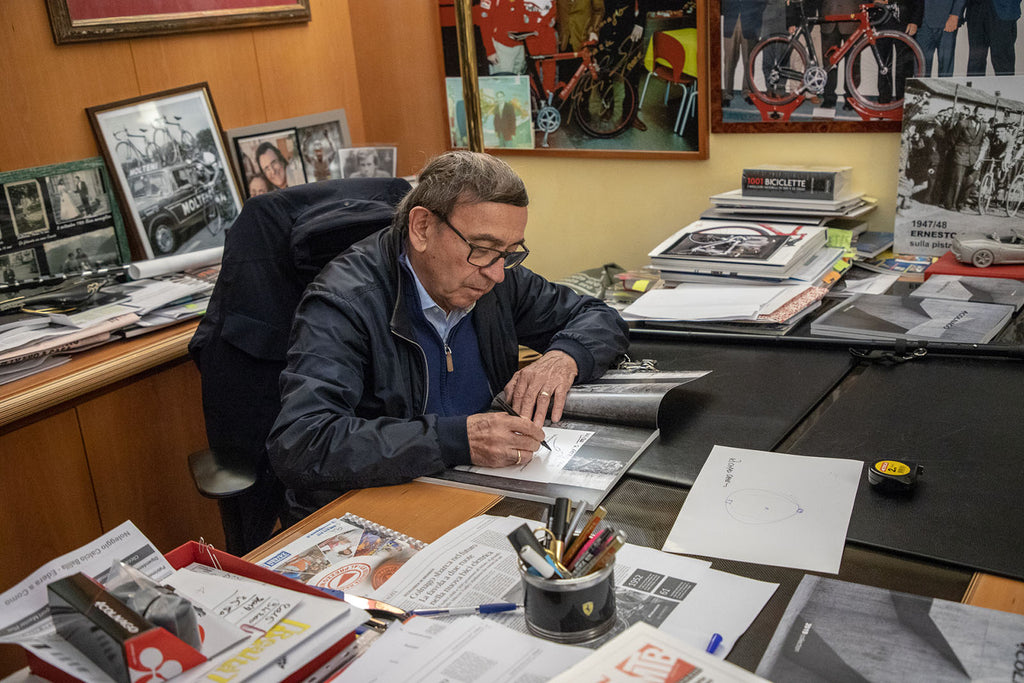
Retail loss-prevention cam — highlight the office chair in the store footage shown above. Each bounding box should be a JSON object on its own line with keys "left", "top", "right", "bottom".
{"left": 638, "top": 30, "right": 698, "bottom": 136}
{"left": 187, "top": 177, "right": 412, "bottom": 556}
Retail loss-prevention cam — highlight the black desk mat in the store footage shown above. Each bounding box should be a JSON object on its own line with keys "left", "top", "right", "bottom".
{"left": 625, "top": 335, "right": 857, "bottom": 487}
{"left": 491, "top": 477, "right": 971, "bottom": 673}
{"left": 784, "top": 354, "right": 1024, "bottom": 581}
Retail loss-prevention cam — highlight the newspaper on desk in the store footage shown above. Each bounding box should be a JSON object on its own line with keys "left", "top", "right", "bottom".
{"left": 368, "top": 515, "right": 778, "bottom": 656}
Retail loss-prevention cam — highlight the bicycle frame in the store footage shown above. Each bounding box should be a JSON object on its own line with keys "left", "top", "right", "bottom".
{"left": 791, "top": 4, "right": 881, "bottom": 74}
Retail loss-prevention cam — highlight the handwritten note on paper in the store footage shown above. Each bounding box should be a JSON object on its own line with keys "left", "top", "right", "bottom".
{"left": 662, "top": 445, "right": 863, "bottom": 573}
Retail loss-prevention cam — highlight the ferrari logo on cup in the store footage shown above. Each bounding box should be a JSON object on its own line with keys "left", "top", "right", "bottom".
{"left": 582, "top": 601, "right": 594, "bottom": 616}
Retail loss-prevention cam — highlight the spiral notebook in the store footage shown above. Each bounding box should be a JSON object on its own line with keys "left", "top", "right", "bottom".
{"left": 256, "top": 513, "right": 426, "bottom": 595}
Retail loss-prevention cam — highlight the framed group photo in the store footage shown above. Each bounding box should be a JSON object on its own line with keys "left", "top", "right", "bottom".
{"left": 227, "top": 109, "right": 352, "bottom": 200}
{"left": 45, "top": 0, "right": 311, "bottom": 44}
{"left": 87, "top": 82, "right": 243, "bottom": 260}
{"left": 438, "top": 0, "right": 708, "bottom": 159}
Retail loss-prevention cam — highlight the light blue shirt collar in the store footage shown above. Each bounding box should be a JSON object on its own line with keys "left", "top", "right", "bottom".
{"left": 400, "top": 252, "right": 473, "bottom": 341}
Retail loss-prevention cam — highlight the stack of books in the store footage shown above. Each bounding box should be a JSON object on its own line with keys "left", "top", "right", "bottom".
{"left": 648, "top": 219, "right": 829, "bottom": 282}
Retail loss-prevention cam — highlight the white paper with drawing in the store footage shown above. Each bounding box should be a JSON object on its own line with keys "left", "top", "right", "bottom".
{"left": 663, "top": 445, "right": 862, "bottom": 573}
{"left": 455, "top": 427, "right": 609, "bottom": 487}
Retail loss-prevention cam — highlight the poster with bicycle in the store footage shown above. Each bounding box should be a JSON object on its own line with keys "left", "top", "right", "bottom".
{"left": 712, "top": 0, "right": 1024, "bottom": 134}
{"left": 894, "top": 75, "right": 1024, "bottom": 256}
{"left": 0, "top": 158, "right": 129, "bottom": 288}
{"left": 87, "top": 83, "right": 243, "bottom": 260}
{"left": 437, "top": 0, "right": 708, "bottom": 159}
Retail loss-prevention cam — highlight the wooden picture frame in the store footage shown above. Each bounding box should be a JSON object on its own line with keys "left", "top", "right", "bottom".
{"left": 86, "top": 83, "right": 243, "bottom": 260}
{"left": 438, "top": 0, "right": 709, "bottom": 159}
{"left": 226, "top": 109, "right": 351, "bottom": 199}
{"left": 46, "top": 0, "right": 311, "bottom": 44}
{"left": 0, "top": 158, "right": 130, "bottom": 289}
{"left": 711, "top": 0, "right": 922, "bottom": 133}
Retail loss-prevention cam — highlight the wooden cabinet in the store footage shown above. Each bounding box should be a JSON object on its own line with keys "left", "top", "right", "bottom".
{"left": 0, "top": 322, "right": 226, "bottom": 677}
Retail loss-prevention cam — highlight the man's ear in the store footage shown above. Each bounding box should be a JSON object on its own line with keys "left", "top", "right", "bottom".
{"left": 407, "top": 206, "right": 433, "bottom": 254}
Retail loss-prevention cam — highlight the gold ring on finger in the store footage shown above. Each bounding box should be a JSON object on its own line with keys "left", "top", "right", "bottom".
{"left": 515, "top": 450, "right": 522, "bottom": 465}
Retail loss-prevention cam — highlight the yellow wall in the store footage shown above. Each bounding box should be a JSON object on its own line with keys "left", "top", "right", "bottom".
{"left": 0, "top": 0, "right": 903, "bottom": 280}
{"left": 510, "top": 132, "right": 902, "bottom": 278}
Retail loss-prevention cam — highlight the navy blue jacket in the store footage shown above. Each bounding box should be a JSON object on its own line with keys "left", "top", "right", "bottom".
{"left": 267, "top": 225, "right": 629, "bottom": 514}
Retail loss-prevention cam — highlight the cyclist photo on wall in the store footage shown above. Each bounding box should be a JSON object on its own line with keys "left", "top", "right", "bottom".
{"left": 437, "top": 0, "right": 706, "bottom": 158}
{"left": 714, "top": 0, "right": 1024, "bottom": 132}
{"left": 893, "top": 75, "right": 1024, "bottom": 256}
{"left": 87, "top": 83, "right": 243, "bottom": 260}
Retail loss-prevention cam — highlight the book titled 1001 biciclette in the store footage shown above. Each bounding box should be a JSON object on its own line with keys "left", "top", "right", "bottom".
{"left": 742, "top": 165, "right": 851, "bottom": 200}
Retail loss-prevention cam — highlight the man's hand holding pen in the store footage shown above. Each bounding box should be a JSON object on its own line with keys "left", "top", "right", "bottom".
{"left": 466, "top": 411, "right": 544, "bottom": 467}
{"left": 503, "top": 349, "right": 578, "bottom": 426}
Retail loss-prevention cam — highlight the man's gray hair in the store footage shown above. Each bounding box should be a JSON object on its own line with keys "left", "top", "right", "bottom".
{"left": 394, "top": 151, "right": 528, "bottom": 235}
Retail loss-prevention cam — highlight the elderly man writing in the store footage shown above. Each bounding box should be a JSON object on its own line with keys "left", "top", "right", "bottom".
{"left": 268, "top": 151, "right": 629, "bottom": 522}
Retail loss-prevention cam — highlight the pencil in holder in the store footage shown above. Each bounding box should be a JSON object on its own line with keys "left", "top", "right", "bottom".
{"left": 517, "top": 558, "right": 616, "bottom": 643}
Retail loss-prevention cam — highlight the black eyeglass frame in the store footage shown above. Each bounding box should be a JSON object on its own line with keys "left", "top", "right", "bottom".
{"left": 435, "top": 212, "right": 530, "bottom": 269}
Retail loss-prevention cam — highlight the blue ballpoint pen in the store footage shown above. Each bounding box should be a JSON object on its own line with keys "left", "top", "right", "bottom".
{"left": 410, "top": 602, "right": 522, "bottom": 617}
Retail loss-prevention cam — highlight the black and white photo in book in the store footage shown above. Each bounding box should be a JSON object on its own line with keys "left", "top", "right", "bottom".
{"left": 87, "top": 83, "right": 243, "bottom": 260}
{"left": 895, "top": 75, "right": 1024, "bottom": 256}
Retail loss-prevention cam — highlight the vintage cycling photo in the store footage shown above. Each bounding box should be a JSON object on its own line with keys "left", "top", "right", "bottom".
{"left": 87, "top": 83, "right": 243, "bottom": 260}
{"left": 0, "top": 158, "right": 130, "bottom": 288}
{"left": 894, "top": 75, "right": 1024, "bottom": 256}
{"left": 437, "top": 0, "right": 707, "bottom": 159}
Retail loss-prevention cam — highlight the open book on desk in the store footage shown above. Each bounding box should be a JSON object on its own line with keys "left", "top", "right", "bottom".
{"left": 418, "top": 370, "right": 709, "bottom": 508}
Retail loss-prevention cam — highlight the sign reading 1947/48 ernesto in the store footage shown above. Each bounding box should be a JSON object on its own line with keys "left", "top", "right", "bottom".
{"left": 895, "top": 76, "right": 1024, "bottom": 257}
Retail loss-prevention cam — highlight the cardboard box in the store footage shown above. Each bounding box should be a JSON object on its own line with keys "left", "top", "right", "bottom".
{"left": 47, "top": 573, "right": 205, "bottom": 683}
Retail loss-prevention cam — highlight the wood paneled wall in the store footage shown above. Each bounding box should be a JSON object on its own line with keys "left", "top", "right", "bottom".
{"left": 0, "top": 0, "right": 447, "bottom": 177}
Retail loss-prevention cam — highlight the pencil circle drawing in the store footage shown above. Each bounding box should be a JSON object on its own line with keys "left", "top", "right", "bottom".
{"left": 725, "top": 488, "right": 804, "bottom": 524}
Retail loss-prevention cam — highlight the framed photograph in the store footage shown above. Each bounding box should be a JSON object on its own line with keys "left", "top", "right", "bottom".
{"left": 87, "top": 83, "right": 243, "bottom": 260}
{"left": 712, "top": 0, "right": 929, "bottom": 133}
{"left": 45, "top": 0, "right": 311, "bottom": 44}
{"left": 340, "top": 146, "right": 398, "bottom": 179}
{"left": 894, "top": 75, "right": 1024, "bottom": 256}
{"left": 0, "top": 157, "right": 130, "bottom": 288}
{"left": 437, "top": 0, "right": 708, "bottom": 159}
{"left": 226, "top": 109, "right": 351, "bottom": 200}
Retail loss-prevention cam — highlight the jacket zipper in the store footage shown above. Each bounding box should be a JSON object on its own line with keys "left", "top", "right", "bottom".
{"left": 444, "top": 343, "right": 454, "bottom": 372}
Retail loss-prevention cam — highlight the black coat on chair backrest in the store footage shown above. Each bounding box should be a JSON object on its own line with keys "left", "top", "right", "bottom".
{"left": 188, "top": 177, "right": 412, "bottom": 552}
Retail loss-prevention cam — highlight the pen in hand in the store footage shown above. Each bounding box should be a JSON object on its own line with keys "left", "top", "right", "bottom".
{"left": 493, "top": 394, "right": 552, "bottom": 452}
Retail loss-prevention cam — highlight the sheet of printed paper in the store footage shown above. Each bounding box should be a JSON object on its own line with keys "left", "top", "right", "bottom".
{"left": 663, "top": 445, "right": 862, "bottom": 573}
{"left": 333, "top": 614, "right": 588, "bottom": 683}
{"left": 456, "top": 427, "right": 599, "bottom": 486}
{"left": 551, "top": 621, "right": 769, "bottom": 682}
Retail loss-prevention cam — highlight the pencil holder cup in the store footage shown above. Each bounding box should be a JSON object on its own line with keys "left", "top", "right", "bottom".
{"left": 518, "top": 559, "right": 616, "bottom": 644}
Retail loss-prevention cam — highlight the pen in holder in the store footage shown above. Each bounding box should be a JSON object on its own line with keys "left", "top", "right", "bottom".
{"left": 517, "top": 557, "right": 616, "bottom": 644}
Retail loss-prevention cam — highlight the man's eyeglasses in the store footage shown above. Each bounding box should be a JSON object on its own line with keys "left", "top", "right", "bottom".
{"left": 437, "top": 214, "right": 529, "bottom": 269}
{"left": 261, "top": 159, "right": 285, "bottom": 174}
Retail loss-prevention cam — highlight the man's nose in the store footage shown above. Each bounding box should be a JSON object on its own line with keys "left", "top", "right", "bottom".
{"left": 481, "top": 259, "right": 506, "bottom": 283}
